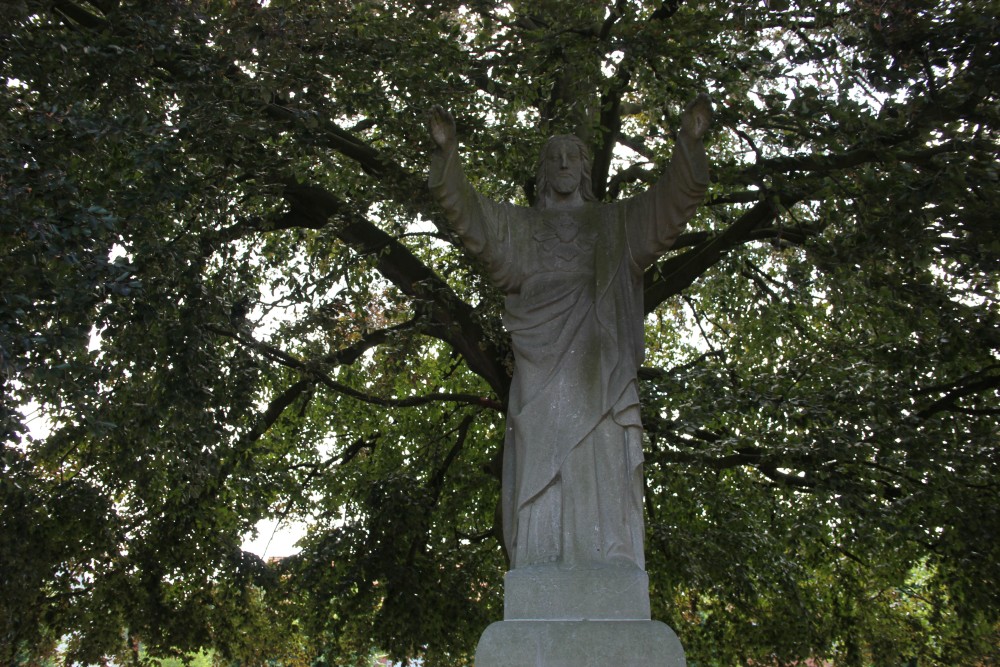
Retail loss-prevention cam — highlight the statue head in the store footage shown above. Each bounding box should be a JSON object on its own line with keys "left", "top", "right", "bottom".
{"left": 535, "top": 135, "right": 597, "bottom": 208}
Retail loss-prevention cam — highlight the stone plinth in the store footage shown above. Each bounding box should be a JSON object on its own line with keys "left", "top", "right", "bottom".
{"left": 475, "top": 566, "right": 686, "bottom": 667}
{"left": 504, "top": 566, "right": 651, "bottom": 620}
{"left": 475, "top": 619, "right": 686, "bottom": 667}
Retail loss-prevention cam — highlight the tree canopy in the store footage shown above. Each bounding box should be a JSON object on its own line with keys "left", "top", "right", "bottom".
{"left": 2, "top": 1, "right": 998, "bottom": 665}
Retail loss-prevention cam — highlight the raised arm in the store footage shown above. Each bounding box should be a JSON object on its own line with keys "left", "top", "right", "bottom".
{"left": 427, "top": 106, "right": 515, "bottom": 282}
{"left": 624, "top": 94, "right": 713, "bottom": 268}
{"left": 428, "top": 104, "right": 469, "bottom": 225}
{"left": 429, "top": 104, "right": 458, "bottom": 155}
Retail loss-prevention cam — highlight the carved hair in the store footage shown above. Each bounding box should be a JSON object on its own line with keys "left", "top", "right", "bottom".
{"left": 534, "top": 134, "right": 597, "bottom": 208}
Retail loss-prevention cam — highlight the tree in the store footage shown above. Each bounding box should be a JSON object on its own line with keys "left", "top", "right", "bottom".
{"left": 2, "top": 1, "right": 998, "bottom": 665}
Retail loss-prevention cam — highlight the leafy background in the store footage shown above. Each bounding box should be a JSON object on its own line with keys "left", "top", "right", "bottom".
{"left": 2, "top": 1, "right": 998, "bottom": 665}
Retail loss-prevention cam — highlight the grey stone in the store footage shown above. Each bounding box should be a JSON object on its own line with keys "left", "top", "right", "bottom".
{"left": 429, "top": 95, "right": 711, "bottom": 666}
{"left": 428, "top": 95, "right": 712, "bottom": 570}
{"left": 475, "top": 620, "right": 687, "bottom": 667}
{"left": 504, "top": 565, "right": 650, "bottom": 620}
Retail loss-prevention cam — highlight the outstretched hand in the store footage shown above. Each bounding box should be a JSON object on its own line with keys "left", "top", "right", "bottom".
{"left": 680, "top": 93, "right": 713, "bottom": 140}
{"left": 429, "top": 105, "right": 457, "bottom": 153}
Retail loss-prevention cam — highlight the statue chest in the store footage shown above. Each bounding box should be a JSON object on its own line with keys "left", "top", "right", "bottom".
{"left": 530, "top": 211, "right": 600, "bottom": 275}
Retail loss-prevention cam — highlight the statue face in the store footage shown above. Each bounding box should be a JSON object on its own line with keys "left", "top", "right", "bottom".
{"left": 543, "top": 138, "right": 584, "bottom": 197}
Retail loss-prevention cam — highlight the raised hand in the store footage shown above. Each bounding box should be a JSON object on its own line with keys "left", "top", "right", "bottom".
{"left": 429, "top": 105, "right": 457, "bottom": 153}
{"left": 680, "top": 93, "right": 713, "bottom": 140}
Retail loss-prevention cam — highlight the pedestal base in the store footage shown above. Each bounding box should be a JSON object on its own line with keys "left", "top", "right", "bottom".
{"left": 504, "top": 566, "right": 650, "bottom": 620}
{"left": 477, "top": 565, "right": 686, "bottom": 666}
{"left": 475, "top": 620, "right": 686, "bottom": 667}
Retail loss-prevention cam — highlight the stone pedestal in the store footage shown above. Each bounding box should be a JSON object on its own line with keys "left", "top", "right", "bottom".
{"left": 475, "top": 619, "right": 685, "bottom": 667}
{"left": 474, "top": 566, "right": 686, "bottom": 667}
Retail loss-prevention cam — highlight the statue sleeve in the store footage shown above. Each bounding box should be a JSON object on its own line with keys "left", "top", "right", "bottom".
{"left": 622, "top": 133, "right": 710, "bottom": 269}
{"left": 428, "top": 147, "right": 515, "bottom": 285}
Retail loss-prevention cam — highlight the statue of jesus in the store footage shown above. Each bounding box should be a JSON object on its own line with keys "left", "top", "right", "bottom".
{"left": 429, "top": 96, "right": 712, "bottom": 571}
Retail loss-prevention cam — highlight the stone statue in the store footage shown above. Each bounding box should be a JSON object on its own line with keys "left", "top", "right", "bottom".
{"left": 428, "top": 96, "right": 712, "bottom": 573}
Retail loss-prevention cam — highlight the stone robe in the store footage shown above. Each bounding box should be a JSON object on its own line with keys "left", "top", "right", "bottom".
{"left": 429, "top": 137, "right": 708, "bottom": 570}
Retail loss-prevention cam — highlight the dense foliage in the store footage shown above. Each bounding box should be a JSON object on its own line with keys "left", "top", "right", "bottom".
{"left": 2, "top": 1, "right": 998, "bottom": 665}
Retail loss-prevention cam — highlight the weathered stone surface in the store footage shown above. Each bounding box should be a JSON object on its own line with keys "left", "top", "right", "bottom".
{"left": 430, "top": 95, "right": 711, "bottom": 666}
{"left": 475, "top": 620, "right": 686, "bottom": 667}
{"left": 504, "top": 565, "right": 650, "bottom": 620}
{"left": 428, "top": 95, "right": 712, "bottom": 570}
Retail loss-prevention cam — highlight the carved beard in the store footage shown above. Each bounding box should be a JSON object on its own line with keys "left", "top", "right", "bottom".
{"left": 551, "top": 172, "right": 579, "bottom": 195}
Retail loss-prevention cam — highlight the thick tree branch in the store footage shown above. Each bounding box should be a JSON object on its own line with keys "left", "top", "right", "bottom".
{"left": 337, "top": 435, "right": 378, "bottom": 467}
{"left": 599, "top": 0, "right": 628, "bottom": 41}
{"left": 244, "top": 379, "right": 312, "bottom": 445}
{"left": 318, "top": 318, "right": 420, "bottom": 367}
{"left": 263, "top": 104, "right": 452, "bottom": 239}
{"left": 638, "top": 349, "right": 726, "bottom": 381}
{"left": 50, "top": 0, "right": 108, "bottom": 30}
{"left": 206, "top": 323, "right": 504, "bottom": 412}
{"left": 591, "top": 60, "right": 632, "bottom": 200}
{"left": 638, "top": 133, "right": 992, "bottom": 312}
{"left": 649, "top": 0, "right": 684, "bottom": 21}
{"left": 265, "top": 104, "right": 387, "bottom": 178}
{"left": 278, "top": 182, "right": 510, "bottom": 400}
{"left": 428, "top": 414, "right": 475, "bottom": 501}
{"left": 916, "top": 374, "right": 1000, "bottom": 419}
{"left": 314, "top": 378, "right": 502, "bottom": 412}
{"left": 643, "top": 191, "right": 804, "bottom": 312}
{"left": 757, "top": 464, "right": 817, "bottom": 490}
{"left": 736, "top": 138, "right": 994, "bottom": 184}
{"left": 669, "top": 223, "right": 819, "bottom": 252}
{"left": 913, "top": 365, "right": 1000, "bottom": 396}
{"left": 607, "top": 162, "right": 656, "bottom": 199}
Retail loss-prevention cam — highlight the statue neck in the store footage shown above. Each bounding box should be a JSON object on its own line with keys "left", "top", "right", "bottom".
{"left": 538, "top": 188, "right": 585, "bottom": 210}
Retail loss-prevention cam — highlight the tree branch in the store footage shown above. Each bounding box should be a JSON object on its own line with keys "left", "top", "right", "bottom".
{"left": 649, "top": 0, "right": 684, "bottom": 21}
{"left": 246, "top": 379, "right": 313, "bottom": 444}
{"left": 592, "top": 59, "right": 632, "bottom": 200}
{"left": 735, "top": 138, "right": 993, "bottom": 184}
{"left": 916, "top": 374, "right": 1000, "bottom": 419}
{"left": 318, "top": 318, "right": 421, "bottom": 367}
{"left": 206, "top": 324, "right": 504, "bottom": 412}
{"left": 638, "top": 349, "right": 726, "bottom": 381}
{"left": 428, "top": 414, "right": 475, "bottom": 501}
{"left": 51, "top": 0, "right": 109, "bottom": 30}
{"left": 277, "top": 182, "right": 511, "bottom": 400}
{"left": 643, "top": 191, "right": 805, "bottom": 312}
